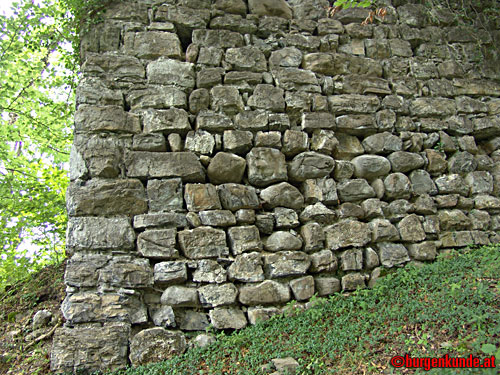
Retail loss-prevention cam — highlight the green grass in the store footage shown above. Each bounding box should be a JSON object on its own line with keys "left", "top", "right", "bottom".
{"left": 114, "top": 245, "right": 500, "bottom": 375}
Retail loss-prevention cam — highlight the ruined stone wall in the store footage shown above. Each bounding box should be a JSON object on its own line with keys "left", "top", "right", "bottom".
{"left": 51, "top": 0, "right": 500, "bottom": 372}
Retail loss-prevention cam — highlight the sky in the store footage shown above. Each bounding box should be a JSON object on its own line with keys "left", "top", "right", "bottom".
{"left": 0, "top": 0, "right": 15, "bottom": 16}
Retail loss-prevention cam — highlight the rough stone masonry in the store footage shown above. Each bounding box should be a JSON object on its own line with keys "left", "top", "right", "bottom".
{"left": 52, "top": 0, "right": 500, "bottom": 372}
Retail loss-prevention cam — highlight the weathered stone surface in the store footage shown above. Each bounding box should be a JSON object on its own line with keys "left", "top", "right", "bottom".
{"left": 154, "top": 261, "right": 187, "bottom": 285}
{"left": 337, "top": 179, "right": 376, "bottom": 202}
{"left": 161, "top": 286, "right": 199, "bottom": 307}
{"left": 51, "top": 323, "right": 130, "bottom": 374}
{"left": 207, "top": 152, "right": 246, "bottom": 184}
{"left": 340, "top": 249, "right": 363, "bottom": 271}
{"left": 82, "top": 53, "right": 145, "bottom": 82}
{"left": 147, "top": 58, "right": 195, "bottom": 89}
{"left": 152, "top": 306, "right": 176, "bottom": 328}
{"left": 223, "top": 130, "right": 253, "bottom": 154}
{"left": 185, "top": 184, "right": 221, "bottom": 211}
{"left": 425, "top": 149, "right": 448, "bottom": 175}
{"left": 133, "top": 213, "right": 188, "bottom": 229}
{"left": 370, "top": 218, "right": 400, "bottom": 242}
{"left": 248, "top": 0, "right": 292, "bottom": 19}
{"left": 67, "top": 217, "right": 135, "bottom": 252}
{"left": 311, "top": 129, "right": 338, "bottom": 155}
{"left": 351, "top": 155, "right": 391, "bottom": 180}
{"left": 410, "top": 170, "right": 438, "bottom": 196}
{"left": 334, "top": 134, "right": 364, "bottom": 160}
{"left": 465, "top": 171, "right": 493, "bottom": 195}
{"left": 310, "top": 249, "right": 337, "bottom": 273}
{"left": 198, "top": 283, "right": 238, "bottom": 307}
{"left": 218, "top": 184, "right": 260, "bottom": 211}
{"left": 124, "top": 31, "right": 182, "bottom": 60}
{"left": 128, "top": 87, "right": 187, "bottom": 110}
{"left": 263, "top": 251, "right": 311, "bottom": 278}
{"left": 289, "top": 276, "right": 315, "bottom": 301}
{"left": 247, "top": 148, "right": 287, "bottom": 187}
{"left": 67, "top": 179, "right": 147, "bottom": 217}
{"left": 126, "top": 152, "right": 205, "bottom": 182}
{"left": 265, "top": 231, "right": 303, "bottom": 252}
{"left": 434, "top": 174, "right": 469, "bottom": 196}
{"left": 336, "top": 115, "right": 377, "bottom": 137}
{"left": 33, "top": 310, "right": 52, "bottom": 330}
{"left": 247, "top": 307, "right": 282, "bottom": 325}
{"left": 228, "top": 226, "right": 262, "bottom": 255}
{"left": 315, "top": 277, "right": 341, "bottom": 296}
{"left": 274, "top": 207, "right": 299, "bottom": 229}
{"left": 62, "top": 292, "right": 147, "bottom": 324}
{"left": 178, "top": 227, "right": 228, "bottom": 259}
{"left": 239, "top": 280, "right": 290, "bottom": 305}
{"left": 410, "top": 98, "right": 456, "bottom": 117}
{"left": 282, "top": 130, "right": 309, "bottom": 157}
{"left": 325, "top": 220, "right": 371, "bottom": 250}
{"left": 407, "top": 242, "right": 437, "bottom": 261}
{"left": 438, "top": 209, "right": 472, "bottom": 231}
{"left": 228, "top": 252, "right": 265, "bottom": 282}
{"left": 384, "top": 173, "right": 412, "bottom": 200}
{"left": 192, "top": 260, "right": 227, "bottom": 284}
{"left": 199, "top": 210, "right": 236, "bottom": 227}
{"left": 209, "top": 308, "right": 247, "bottom": 329}
{"left": 300, "top": 202, "right": 336, "bottom": 224}
{"left": 300, "top": 222, "right": 325, "bottom": 252}
{"left": 398, "top": 214, "right": 426, "bottom": 242}
{"left": 341, "top": 273, "right": 366, "bottom": 291}
{"left": 269, "top": 47, "right": 303, "bottom": 70}
{"left": 75, "top": 105, "right": 140, "bottom": 134}
{"left": 248, "top": 84, "right": 285, "bottom": 112}
{"left": 196, "top": 111, "right": 234, "bottom": 131}
{"left": 225, "top": 46, "right": 267, "bottom": 72}
{"left": 388, "top": 151, "right": 425, "bottom": 173}
{"left": 448, "top": 151, "right": 477, "bottom": 175}
{"left": 366, "top": 128, "right": 402, "bottom": 151}
{"left": 288, "top": 152, "right": 335, "bottom": 182}
{"left": 234, "top": 110, "right": 268, "bottom": 132}
{"left": 193, "top": 29, "right": 244, "bottom": 48}
{"left": 329, "top": 95, "right": 380, "bottom": 114}
{"left": 377, "top": 242, "right": 410, "bottom": 268}
{"left": 185, "top": 130, "right": 215, "bottom": 155}
{"left": 129, "top": 328, "right": 186, "bottom": 367}
{"left": 211, "top": 86, "right": 245, "bottom": 115}
{"left": 147, "top": 178, "right": 183, "bottom": 212}
{"left": 180, "top": 311, "right": 209, "bottom": 331}
{"left": 138, "top": 229, "right": 179, "bottom": 259}
{"left": 260, "top": 182, "right": 304, "bottom": 210}
{"left": 474, "top": 194, "right": 500, "bottom": 211}
{"left": 301, "top": 178, "right": 338, "bottom": 205}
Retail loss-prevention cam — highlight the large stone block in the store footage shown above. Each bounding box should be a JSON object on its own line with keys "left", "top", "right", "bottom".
{"left": 51, "top": 323, "right": 131, "bottom": 374}
{"left": 124, "top": 31, "right": 182, "bottom": 60}
{"left": 184, "top": 183, "right": 221, "bottom": 211}
{"left": 142, "top": 108, "right": 191, "bottom": 135}
{"left": 351, "top": 155, "right": 391, "bottom": 180}
{"left": 288, "top": 152, "right": 335, "bottom": 182}
{"left": 129, "top": 328, "right": 186, "bottom": 367}
{"left": 263, "top": 251, "right": 311, "bottom": 278}
{"left": 337, "top": 179, "right": 375, "bottom": 202}
{"left": 126, "top": 152, "right": 205, "bottom": 182}
{"left": 228, "top": 252, "right": 265, "bottom": 282}
{"left": 67, "top": 179, "right": 147, "bottom": 217}
{"left": 217, "top": 183, "right": 260, "bottom": 211}
{"left": 246, "top": 148, "right": 287, "bottom": 187}
{"left": 98, "top": 256, "right": 153, "bottom": 288}
{"left": 209, "top": 308, "right": 247, "bottom": 329}
{"left": 193, "top": 259, "right": 227, "bottom": 284}
{"left": 325, "top": 220, "right": 371, "bottom": 250}
{"left": 248, "top": 0, "right": 292, "bottom": 19}
{"left": 178, "top": 227, "right": 228, "bottom": 259}
{"left": 239, "top": 280, "right": 291, "bottom": 305}
{"left": 138, "top": 229, "right": 179, "bottom": 259}
{"left": 198, "top": 283, "right": 238, "bottom": 307}
{"left": 147, "top": 178, "right": 183, "bottom": 212}
{"left": 264, "top": 231, "right": 303, "bottom": 252}
{"left": 225, "top": 46, "right": 267, "bottom": 72}
{"left": 147, "top": 58, "right": 195, "bottom": 89}
{"left": 67, "top": 217, "right": 135, "bottom": 253}
{"left": 228, "top": 225, "right": 262, "bottom": 254}
{"left": 154, "top": 261, "right": 187, "bottom": 285}
{"left": 75, "top": 105, "right": 140, "bottom": 134}
{"left": 207, "top": 152, "right": 246, "bottom": 184}
{"left": 377, "top": 242, "right": 410, "bottom": 268}
{"left": 247, "top": 84, "right": 285, "bottom": 112}
{"left": 260, "top": 182, "right": 304, "bottom": 210}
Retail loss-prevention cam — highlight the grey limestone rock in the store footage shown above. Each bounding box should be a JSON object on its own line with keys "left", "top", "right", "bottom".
{"left": 198, "top": 283, "right": 238, "bottom": 307}
{"left": 325, "top": 220, "right": 371, "bottom": 250}
{"left": 247, "top": 307, "right": 282, "bottom": 325}
{"left": 67, "top": 217, "right": 135, "bottom": 253}
{"left": 133, "top": 213, "right": 188, "bottom": 229}
{"left": 397, "top": 214, "right": 426, "bottom": 242}
{"left": 310, "top": 250, "right": 337, "bottom": 273}
{"left": 248, "top": 0, "right": 292, "bottom": 19}
{"left": 147, "top": 178, "right": 183, "bottom": 213}
{"left": 265, "top": 231, "right": 303, "bottom": 252}
{"left": 282, "top": 130, "right": 309, "bottom": 157}
{"left": 337, "top": 179, "right": 376, "bottom": 202}
{"left": 161, "top": 286, "right": 199, "bottom": 307}
{"left": 223, "top": 130, "right": 254, "bottom": 154}
{"left": 185, "top": 130, "right": 215, "bottom": 155}
{"left": 211, "top": 86, "right": 245, "bottom": 115}
{"left": 142, "top": 108, "right": 191, "bottom": 135}
{"left": 370, "top": 218, "right": 400, "bottom": 242}
{"left": 388, "top": 151, "right": 425, "bottom": 173}
{"left": 138, "top": 229, "right": 179, "bottom": 259}
{"left": 181, "top": 312, "right": 210, "bottom": 331}
{"left": 315, "top": 277, "right": 341, "bottom": 296}
{"left": 340, "top": 249, "right": 363, "bottom": 271}
{"left": 407, "top": 242, "right": 437, "bottom": 261}
{"left": 351, "top": 155, "right": 391, "bottom": 180}
{"left": 33, "top": 310, "right": 52, "bottom": 330}
{"left": 246, "top": 148, "right": 287, "bottom": 187}
{"left": 178, "top": 226, "right": 228, "bottom": 259}
{"left": 207, "top": 152, "right": 246, "bottom": 184}
{"left": 300, "top": 222, "right": 325, "bottom": 252}
{"left": 263, "top": 251, "right": 311, "bottom": 278}
{"left": 248, "top": 84, "right": 285, "bottom": 112}
{"left": 51, "top": 323, "right": 131, "bottom": 374}
{"left": 218, "top": 183, "right": 260, "bottom": 211}
{"left": 184, "top": 184, "right": 222, "bottom": 212}
{"left": 209, "top": 308, "right": 247, "bottom": 329}
{"left": 193, "top": 260, "right": 227, "bottom": 283}
{"left": 225, "top": 46, "right": 267, "bottom": 72}
{"left": 378, "top": 242, "right": 410, "bottom": 267}
{"left": 75, "top": 105, "right": 140, "bottom": 134}
{"left": 129, "top": 328, "right": 186, "bottom": 367}
{"left": 260, "top": 182, "right": 304, "bottom": 209}
{"left": 154, "top": 261, "right": 187, "bottom": 285}
{"left": 384, "top": 173, "right": 412, "bottom": 200}
{"left": 228, "top": 252, "right": 265, "bottom": 282}
{"left": 152, "top": 306, "right": 176, "bottom": 328}
{"left": 67, "top": 179, "right": 147, "bottom": 217}
{"left": 288, "top": 152, "right": 335, "bottom": 182}
{"left": 239, "top": 280, "right": 290, "bottom": 305}
{"left": 199, "top": 210, "right": 236, "bottom": 227}
{"left": 228, "top": 225, "right": 263, "bottom": 254}
{"left": 341, "top": 273, "right": 366, "bottom": 291}
{"left": 289, "top": 276, "right": 315, "bottom": 301}
{"left": 126, "top": 152, "right": 205, "bottom": 182}
{"left": 299, "top": 202, "right": 336, "bottom": 224}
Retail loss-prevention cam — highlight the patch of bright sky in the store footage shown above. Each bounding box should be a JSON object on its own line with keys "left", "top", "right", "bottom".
{"left": 0, "top": 0, "right": 16, "bottom": 16}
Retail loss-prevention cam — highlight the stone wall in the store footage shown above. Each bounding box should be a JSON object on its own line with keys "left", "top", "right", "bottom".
{"left": 52, "top": 0, "right": 500, "bottom": 372}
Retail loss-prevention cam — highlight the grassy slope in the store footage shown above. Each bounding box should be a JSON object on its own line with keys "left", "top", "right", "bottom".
{"left": 0, "top": 261, "right": 66, "bottom": 375}
{"left": 116, "top": 245, "right": 500, "bottom": 375}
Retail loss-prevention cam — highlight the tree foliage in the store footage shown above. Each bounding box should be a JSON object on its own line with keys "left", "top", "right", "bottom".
{"left": 0, "top": 0, "right": 80, "bottom": 288}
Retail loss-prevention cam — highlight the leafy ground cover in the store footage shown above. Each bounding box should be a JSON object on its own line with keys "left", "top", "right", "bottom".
{"left": 116, "top": 244, "right": 500, "bottom": 375}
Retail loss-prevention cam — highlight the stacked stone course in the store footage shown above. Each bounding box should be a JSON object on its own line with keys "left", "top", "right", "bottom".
{"left": 52, "top": 0, "right": 500, "bottom": 372}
